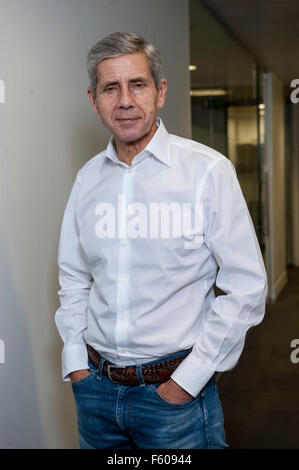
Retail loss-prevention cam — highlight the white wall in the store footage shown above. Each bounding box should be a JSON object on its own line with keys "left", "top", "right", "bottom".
{"left": 264, "top": 72, "right": 287, "bottom": 301}
{"left": 0, "top": 0, "right": 191, "bottom": 448}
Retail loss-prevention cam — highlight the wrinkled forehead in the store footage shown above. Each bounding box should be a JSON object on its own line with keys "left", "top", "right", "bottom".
{"left": 96, "top": 52, "right": 153, "bottom": 85}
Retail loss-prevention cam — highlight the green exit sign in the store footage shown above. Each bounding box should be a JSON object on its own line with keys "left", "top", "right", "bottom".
{"left": 202, "top": 98, "right": 226, "bottom": 109}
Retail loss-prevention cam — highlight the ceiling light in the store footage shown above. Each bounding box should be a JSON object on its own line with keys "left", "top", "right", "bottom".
{"left": 190, "top": 89, "right": 227, "bottom": 97}
{"left": 188, "top": 65, "right": 197, "bottom": 71}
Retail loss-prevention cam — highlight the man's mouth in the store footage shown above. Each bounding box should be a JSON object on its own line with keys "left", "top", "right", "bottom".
{"left": 116, "top": 117, "right": 140, "bottom": 124}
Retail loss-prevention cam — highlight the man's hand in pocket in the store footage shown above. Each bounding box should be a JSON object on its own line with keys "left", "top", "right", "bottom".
{"left": 156, "top": 378, "right": 194, "bottom": 404}
{"left": 70, "top": 369, "right": 91, "bottom": 383}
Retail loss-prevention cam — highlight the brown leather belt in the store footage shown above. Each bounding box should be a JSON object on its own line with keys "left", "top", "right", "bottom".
{"left": 87, "top": 344, "right": 189, "bottom": 385}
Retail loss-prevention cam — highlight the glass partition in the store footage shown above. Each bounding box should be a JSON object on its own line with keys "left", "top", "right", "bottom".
{"left": 189, "top": 0, "right": 266, "bottom": 252}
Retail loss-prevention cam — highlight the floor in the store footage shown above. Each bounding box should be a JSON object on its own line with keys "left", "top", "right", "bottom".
{"left": 216, "top": 266, "right": 299, "bottom": 449}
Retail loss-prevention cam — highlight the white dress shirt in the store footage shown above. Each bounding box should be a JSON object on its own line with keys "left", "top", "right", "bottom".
{"left": 55, "top": 117, "right": 268, "bottom": 397}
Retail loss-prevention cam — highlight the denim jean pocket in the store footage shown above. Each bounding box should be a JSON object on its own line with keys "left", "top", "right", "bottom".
{"left": 71, "top": 369, "right": 97, "bottom": 389}
{"left": 148, "top": 383, "right": 199, "bottom": 408}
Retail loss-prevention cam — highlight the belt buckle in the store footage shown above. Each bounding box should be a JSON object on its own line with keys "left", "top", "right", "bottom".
{"left": 107, "top": 364, "right": 126, "bottom": 383}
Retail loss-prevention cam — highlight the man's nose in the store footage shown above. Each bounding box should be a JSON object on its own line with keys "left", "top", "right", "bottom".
{"left": 118, "top": 86, "right": 134, "bottom": 109}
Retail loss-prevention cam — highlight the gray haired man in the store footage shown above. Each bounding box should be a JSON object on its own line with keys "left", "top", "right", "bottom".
{"left": 55, "top": 32, "right": 267, "bottom": 449}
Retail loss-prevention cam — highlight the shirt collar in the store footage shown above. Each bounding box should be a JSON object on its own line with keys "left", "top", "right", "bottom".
{"left": 104, "top": 117, "right": 171, "bottom": 167}
{"left": 146, "top": 117, "right": 171, "bottom": 167}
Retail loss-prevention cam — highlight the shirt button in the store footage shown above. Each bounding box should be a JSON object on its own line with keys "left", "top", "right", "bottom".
{"left": 120, "top": 348, "right": 126, "bottom": 353}
{"left": 120, "top": 240, "right": 129, "bottom": 246}
{"left": 119, "top": 278, "right": 127, "bottom": 284}
{"left": 127, "top": 168, "right": 133, "bottom": 173}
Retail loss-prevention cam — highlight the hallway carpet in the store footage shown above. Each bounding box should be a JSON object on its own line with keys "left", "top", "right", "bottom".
{"left": 217, "top": 266, "right": 299, "bottom": 449}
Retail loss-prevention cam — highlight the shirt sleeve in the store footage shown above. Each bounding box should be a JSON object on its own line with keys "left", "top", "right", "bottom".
{"left": 171, "top": 157, "right": 268, "bottom": 397}
{"left": 55, "top": 171, "right": 93, "bottom": 381}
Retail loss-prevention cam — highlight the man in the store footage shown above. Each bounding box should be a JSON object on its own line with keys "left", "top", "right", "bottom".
{"left": 55, "top": 32, "right": 268, "bottom": 449}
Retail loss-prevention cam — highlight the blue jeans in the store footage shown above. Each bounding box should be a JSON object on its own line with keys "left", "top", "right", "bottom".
{"left": 71, "top": 349, "right": 229, "bottom": 449}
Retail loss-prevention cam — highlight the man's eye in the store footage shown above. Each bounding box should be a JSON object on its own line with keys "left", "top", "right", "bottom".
{"left": 132, "top": 83, "right": 144, "bottom": 89}
{"left": 106, "top": 86, "right": 117, "bottom": 93}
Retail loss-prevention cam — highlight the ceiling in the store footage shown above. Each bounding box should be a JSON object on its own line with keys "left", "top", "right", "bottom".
{"left": 199, "top": 0, "right": 299, "bottom": 87}
{"left": 190, "top": 0, "right": 258, "bottom": 100}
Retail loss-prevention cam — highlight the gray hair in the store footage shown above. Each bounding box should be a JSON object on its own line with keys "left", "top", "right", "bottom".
{"left": 86, "top": 32, "right": 163, "bottom": 97}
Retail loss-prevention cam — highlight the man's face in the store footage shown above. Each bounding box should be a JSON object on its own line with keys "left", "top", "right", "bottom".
{"left": 87, "top": 53, "right": 167, "bottom": 145}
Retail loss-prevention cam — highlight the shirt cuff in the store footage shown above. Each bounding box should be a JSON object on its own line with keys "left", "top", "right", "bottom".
{"left": 170, "top": 352, "right": 215, "bottom": 397}
{"left": 61, "top": 343, "right": 89, "bottom": 381}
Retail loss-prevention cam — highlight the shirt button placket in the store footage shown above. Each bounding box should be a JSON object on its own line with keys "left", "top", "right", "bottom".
{"left": 115, "top": 165, "right": 134, "bottom": 358}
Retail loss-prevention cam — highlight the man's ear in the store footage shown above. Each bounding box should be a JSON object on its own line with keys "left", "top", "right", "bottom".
{"left": 87, "top": 87, "right": 100, "bottom": 115}
{"left": 157, "top": 78, "right": 167, "bottom": 110}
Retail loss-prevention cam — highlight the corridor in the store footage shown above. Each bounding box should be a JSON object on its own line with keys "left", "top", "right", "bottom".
{"left": 218, "top": 266, "right": 299, "bottom": 449}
